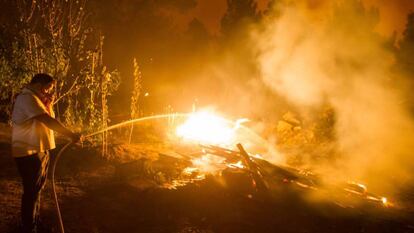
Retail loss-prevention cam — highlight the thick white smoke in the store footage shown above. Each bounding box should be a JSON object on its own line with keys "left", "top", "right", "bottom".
{"left": 254, "top": 2, "right": 414, "bottom": 194}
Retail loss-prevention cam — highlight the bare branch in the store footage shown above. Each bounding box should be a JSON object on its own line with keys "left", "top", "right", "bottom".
{"left": 54, "top": 75, "right": 80, "bottom": 104}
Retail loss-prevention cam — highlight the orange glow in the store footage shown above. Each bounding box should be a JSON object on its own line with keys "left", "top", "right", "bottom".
{"left": 380, "top": 197, "right": 393, "bottom": 207}
{"left": 227, "top": 160, "right": 245, "bottom": 169}
{"left": 190, "top": 154, "right": 226, "bottom": 174}
{"left": 176, "top": 111, "right": 236, "bottom": 145}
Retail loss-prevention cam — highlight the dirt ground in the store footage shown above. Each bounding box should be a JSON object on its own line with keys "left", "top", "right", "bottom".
{"left": 1, "top": 135, "right": 414, "bottom": 232}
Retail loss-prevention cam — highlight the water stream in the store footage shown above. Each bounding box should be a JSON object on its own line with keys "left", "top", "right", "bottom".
{"left": 84, "top": 112, "right": 272, "bottom": 153}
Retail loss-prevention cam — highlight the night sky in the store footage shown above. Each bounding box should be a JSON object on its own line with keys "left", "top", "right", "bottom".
{"left": 164, "top": 0, "right": 414, "bottom": 37}
{"left": 89, "top": 0, "right": 414, "bottom": 116}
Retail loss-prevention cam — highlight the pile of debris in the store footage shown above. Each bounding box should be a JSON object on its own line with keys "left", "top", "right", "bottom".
{"left": 114, "top": 142, "right": 391, "bottom": 210}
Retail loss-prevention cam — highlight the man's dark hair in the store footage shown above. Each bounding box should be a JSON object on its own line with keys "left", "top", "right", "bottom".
{"left": 30, "top": 73, "right": 55, "bottom": 85}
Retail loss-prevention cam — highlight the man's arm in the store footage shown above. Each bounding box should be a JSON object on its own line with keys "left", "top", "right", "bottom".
{"left": 34, "top": 113, "right": 80, "bottom": 141}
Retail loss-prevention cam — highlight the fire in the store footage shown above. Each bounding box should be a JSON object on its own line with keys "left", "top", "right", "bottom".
{"left": 191, "top": 154, "right": 227, "bottom": 174}
{"left": 228, "top": 160, "right": 245, "bottom": 169}
{"left": 176, "top": 111, "right": 237, "bottom": 145}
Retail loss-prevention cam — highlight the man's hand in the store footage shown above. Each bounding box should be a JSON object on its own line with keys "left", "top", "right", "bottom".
{"left": 42, "top": 93, "right": 56, "bottom": 109}
{"left": 69, "top": 132, "right": 82, "bottom": 143}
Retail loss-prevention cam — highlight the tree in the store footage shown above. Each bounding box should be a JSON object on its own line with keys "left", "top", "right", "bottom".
{"left": 397, "top": 12, "right": 414, "bottom": 76}
{"left": 130, "top": 58, "right": 143, "bottom": 119}
{"left": 0, "top": 0, "right": 119, "bottom": 133}
{"left": 221, "top": 0, "right": 259, "bottom": 36}
{"left": 396, "top": 12, "right": 414, "bottom": 112}
{"left": 187, "top": 18, "right": 210, "bottom": 43}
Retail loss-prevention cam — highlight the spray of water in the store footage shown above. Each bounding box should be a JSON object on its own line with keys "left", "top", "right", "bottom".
{"left": 85, "top": 113, "right": 188, "bottom": 138}
{"left": 84, "top": 112, "right": 278, "bottom": 159}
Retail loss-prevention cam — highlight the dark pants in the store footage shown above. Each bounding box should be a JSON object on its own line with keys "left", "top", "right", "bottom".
{"left": 14, "top": 151, "right": 50, "bottom": 233}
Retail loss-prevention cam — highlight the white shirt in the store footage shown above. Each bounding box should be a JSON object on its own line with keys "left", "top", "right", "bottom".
{"left": 11, "top": 88, "right": 56, "bottom": 157}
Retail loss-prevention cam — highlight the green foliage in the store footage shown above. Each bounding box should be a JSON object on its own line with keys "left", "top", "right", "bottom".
{"left": 0, "top": 41, "right": 33, "bottom": 121}
{"left": 0, "top": 0, "right": 120, "bottom": 134}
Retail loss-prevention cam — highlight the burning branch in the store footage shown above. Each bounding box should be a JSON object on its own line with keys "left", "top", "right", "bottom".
{"left": 237, "top": 143, "right": 268, "bottom": 193}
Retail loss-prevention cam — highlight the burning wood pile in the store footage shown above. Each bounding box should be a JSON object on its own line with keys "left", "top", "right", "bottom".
{"left": 164, "top": 143, "right": 391, "bottom": 209}
{"left": 114, "top": 111, "right": 391, "bottom": 210}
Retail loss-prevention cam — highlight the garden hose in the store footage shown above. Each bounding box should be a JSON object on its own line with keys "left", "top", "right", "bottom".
{"left": 51, "top": 141, "right": 72, "bottom": 233}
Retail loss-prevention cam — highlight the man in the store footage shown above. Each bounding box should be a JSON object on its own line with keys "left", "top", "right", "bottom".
{"left": 11, "top": 73, "right": 80, "bottom": 233}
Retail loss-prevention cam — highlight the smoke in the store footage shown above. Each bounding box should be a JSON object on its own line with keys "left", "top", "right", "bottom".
{"left": 254, "top": 1, "right": 414, "bottom": 194}
{"left": 148, "top": 0, "right": 414, "bottom": 195}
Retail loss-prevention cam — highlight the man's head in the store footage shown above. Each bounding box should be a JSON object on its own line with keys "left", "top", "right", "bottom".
{"left": 29, "top": 73, "right": 56, "bottom": 95}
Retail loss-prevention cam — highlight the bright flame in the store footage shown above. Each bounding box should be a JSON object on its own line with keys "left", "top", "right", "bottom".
{"left": 176, "top": 111, "right": 236, "bottom": 145}
{"left": 235, "top": 118, "right": 249, "bottom": 129}
{"left": 381, "top": 197, "right": 390, "bottom": 207}
{"left": 228, "top": 160, "right": 245, "bottom": 169}
{"left": 191, "top": 154, "right": 226, "bottom": 174}
{"left": 183, "top": 167, "right": 199, "bottom": 175}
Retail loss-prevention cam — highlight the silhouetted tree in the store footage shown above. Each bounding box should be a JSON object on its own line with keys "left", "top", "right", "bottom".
{"left": 395, "top": 12, "right": 414, "bottom": 112}
{"left": 185, "top": 18, "right": 211, "bottom": 50}
{"left": 221, "top": 0, "right": 259, "bottom": 37}
{"left": 188, "top": 19, "right": 210, "bottom": 41}
{"left": 397, "top": 12, "right": 414, "bottom": 76}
